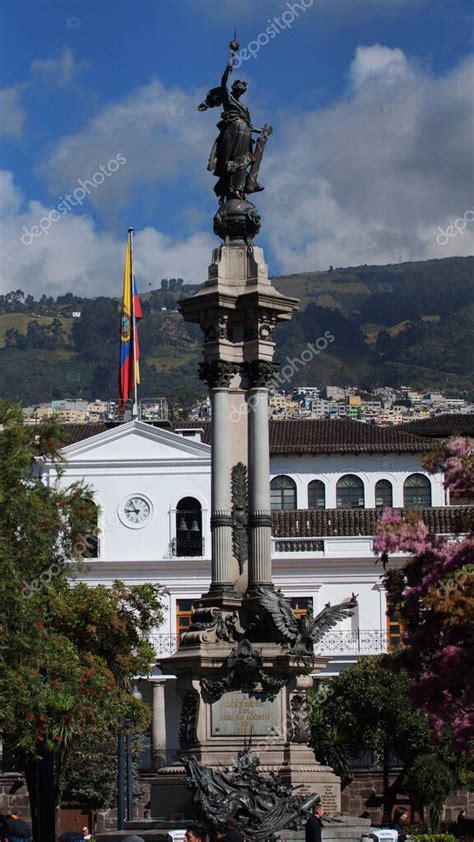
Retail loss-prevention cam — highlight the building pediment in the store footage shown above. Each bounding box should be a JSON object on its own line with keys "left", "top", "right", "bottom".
{"left": 58, "top": 420, "right": 211, "bottom": 465}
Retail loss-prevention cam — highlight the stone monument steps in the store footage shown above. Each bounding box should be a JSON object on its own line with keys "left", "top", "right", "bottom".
{"left": 281, "top": 816, "right": 371, "bottom": 842}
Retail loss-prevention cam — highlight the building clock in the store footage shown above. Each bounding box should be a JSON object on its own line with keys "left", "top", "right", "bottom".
{"left": 119, "top": 495, "right": 153, "bottom": 528}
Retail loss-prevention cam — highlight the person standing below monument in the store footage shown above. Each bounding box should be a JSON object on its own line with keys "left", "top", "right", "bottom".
{"left": 185, "top": 826, "right": 207, "bottom": 842}
{"left": 305, "top": 802, "right": 325, "bottom": 842}
{"left": 392, "top": 809, "right": 410, "bottom": 842}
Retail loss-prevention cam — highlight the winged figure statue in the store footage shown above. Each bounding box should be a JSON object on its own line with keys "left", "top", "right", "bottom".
{"left": 251, "top": 586, "right": 358, "bottom": 656}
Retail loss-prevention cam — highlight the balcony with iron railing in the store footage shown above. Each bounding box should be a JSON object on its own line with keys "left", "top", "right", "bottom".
{"left": 273, "top": 537, "right": 325, "bottom": 553}
{"left": 150, "top": 630, "right": 389, "bottom": 659}
{"left": 167, "top": 536, "right": 206, "bottom": 558}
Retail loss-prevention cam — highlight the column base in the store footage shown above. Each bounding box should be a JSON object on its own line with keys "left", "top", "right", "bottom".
{"left": 245, "top": 581, "right": 275, "bottom": 600}
{"left": 199, "top": 582, "right": 242, "bottom": 611}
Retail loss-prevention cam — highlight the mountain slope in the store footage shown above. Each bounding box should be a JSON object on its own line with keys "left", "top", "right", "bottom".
{"left": 0, "top": 256, "right": 472, "bottom": 406}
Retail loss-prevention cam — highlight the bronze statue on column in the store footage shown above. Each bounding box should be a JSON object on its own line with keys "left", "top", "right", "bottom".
{"left": 198, "top": 40, "right": 272, "bottom": 242}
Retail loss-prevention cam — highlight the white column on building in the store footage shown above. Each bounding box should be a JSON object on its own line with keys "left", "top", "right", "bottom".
{"left": 200, "top": 361, "right": 239, "bottom": 597}
{"left": 247, "top": 362, "right": 275, "bottom": 589}
{"left": 151, "top": 678, "right": 167, "bottom": 767}
{"left": 211, "top": 386, "right": 232, "bottom": 588}
{"left": 372, "top": 583, "right": 388, "bottom": 651}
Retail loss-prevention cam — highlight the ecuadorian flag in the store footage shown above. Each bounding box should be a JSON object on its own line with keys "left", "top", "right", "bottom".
{"left": 119, "top": 231, "right": 142, "bottom": 411}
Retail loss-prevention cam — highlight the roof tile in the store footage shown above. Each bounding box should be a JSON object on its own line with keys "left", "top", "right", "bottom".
{"left": 59, "top": 417, "right": 434, "bottom": 455}
{"left": 401, "top": 414, "right": 474, "bottom": 438}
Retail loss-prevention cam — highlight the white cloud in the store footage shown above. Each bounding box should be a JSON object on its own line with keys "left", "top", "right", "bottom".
{"left": 3, "top": 44, "right": 473, "bottom": 297}
{"left": 31, "top": 47, "right": 87, "bottom": 88}
{"left": 38, "top": 78, "right": 214, "bottom": 219}
{"left": 349, "top": 44, "right": 412, "bottom": 88}
{"left": 0, "top": 84, "right": 27, "bottom": 138}
{"left": 0, "top": 171, "right": 214, "bottom": 298}
{"left": 260, "top": 46, "right": 474, "bottom": 270}
{"left": 0, "top": 171, "right": 23, "bottom": 217}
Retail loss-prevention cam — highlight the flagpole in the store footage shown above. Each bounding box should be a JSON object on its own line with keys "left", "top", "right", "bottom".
{"left": 129, "top": 227, "right": 139, "bottom": 419}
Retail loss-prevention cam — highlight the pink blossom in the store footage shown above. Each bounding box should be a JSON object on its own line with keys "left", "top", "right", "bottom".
{"left": 447, "top": 438, "right": 469, "bottom": 458}
{"left": 377, "top": 438, "right": 473, "bottom": 754}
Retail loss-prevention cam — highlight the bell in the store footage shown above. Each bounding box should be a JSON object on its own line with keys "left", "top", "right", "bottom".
{"left": 178, "top": 516, "right": 188, "bottom": 532}
{"left": 190, "top": 518, "right": 200, "bottom": 532}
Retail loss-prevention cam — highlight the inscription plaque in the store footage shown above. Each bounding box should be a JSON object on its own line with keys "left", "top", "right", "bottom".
{"left": 320, "top": 783, "right": 340, "bottom": 813}
{"left": 211, "top": 691, "right": 279, "bottom": 737}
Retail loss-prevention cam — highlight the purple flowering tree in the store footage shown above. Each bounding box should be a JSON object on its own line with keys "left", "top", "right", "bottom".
{"left": 374, "top": 438, "right": 474, "bottom": 754}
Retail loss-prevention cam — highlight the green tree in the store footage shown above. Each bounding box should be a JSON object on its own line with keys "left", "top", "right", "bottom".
{"left": 405, "top": 753, "right": 462, "bottom": 830}
{"left": 308, "top": 656, "right": 432, "bottom": 815}
{"left": 71, "top": 297, "right": 118, "bottom": 361}
{"left": 60, "top": 728, "right": 146, "bottom": 813}
{"left": 0, "top": 402, "right": 165, "bottom": 839}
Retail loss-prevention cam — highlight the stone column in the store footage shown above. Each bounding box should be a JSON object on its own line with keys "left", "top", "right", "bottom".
{"left": 247, "top": 361, "right": 277, "bottom": 590}
{"left": 200, "top": 361, "right": 239, "bottom": 599}
{"left": 151, "top": 679, "right": 167, "bottom": 769}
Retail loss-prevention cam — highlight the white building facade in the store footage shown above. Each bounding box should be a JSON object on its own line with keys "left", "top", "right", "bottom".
{"left": 38, "top": 417, "right": 454, "bottom": 762}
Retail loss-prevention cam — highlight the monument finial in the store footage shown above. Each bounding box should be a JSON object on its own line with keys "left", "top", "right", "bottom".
{"left": 229, "top": 30, "right": 239, "bottom": 52}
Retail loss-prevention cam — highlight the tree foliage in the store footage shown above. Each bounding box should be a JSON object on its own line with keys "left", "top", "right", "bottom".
{"left": 0, "top": 402, "right": 165, "bottom": 831}
{"left": 308, "top": 656, "right": 469, "bottom": 823}
{"left": 309, "top": 656, "right": 430, "bottom": 771}
{"left": 375, "top": 438, "right": 474, "bottom": 754}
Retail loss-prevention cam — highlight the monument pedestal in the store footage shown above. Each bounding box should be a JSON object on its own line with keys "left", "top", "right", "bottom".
{"left": 151, "top": 641, "right": 340, "bottom": 819}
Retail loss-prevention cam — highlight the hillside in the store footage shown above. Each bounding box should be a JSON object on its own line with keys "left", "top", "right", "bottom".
{"left": 0, "top": 256, "right": 472, "bottom": 407}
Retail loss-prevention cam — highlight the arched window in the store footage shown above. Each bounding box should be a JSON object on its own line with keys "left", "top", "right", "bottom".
{"left": 308, "top": 480, "right": 326, "bottom": 510}
{"left": 403, "top": 474, "right": 431, "bottom": 508}
{"left": 270, "top": 475, "right": 296, "bottom": 510}
{"left": 336, "top": 475, "right": 365, "bottom": 509}
{"left": 176, "top": 497, "right": 202, "bottom": 557}
{"left": 375, "top": 479, "right": 393, "bottom": 509}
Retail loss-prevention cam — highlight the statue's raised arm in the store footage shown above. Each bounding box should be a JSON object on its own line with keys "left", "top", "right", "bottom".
{"left": 197, "top": 39, "right": 271, "bottom": 206}
{"left": 197, "top": 41, "right": 237, "bottom": 112}
{"left": 220, "top": 54, "right": 234, "bottom": 93}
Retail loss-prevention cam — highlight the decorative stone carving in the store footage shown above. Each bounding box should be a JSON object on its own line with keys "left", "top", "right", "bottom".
{"left": 180, "top": 606, "right": 240, "bottom": 646}
{"left": 245, "top": 359, "right": 279, "bottom": 389}
{"left": 231, "top": 462, "right": 248, "bottom": 573}
{"left": 290, "top": 692, "right": 311, "bottom": 743}
{"left": 249, "top": 586, "right": 358, "bottom": 656}
{"left": 201, "top": 639, "right": 287, "bottom": 702}
{"left": 213, "top": 199, "right": 261, "bottom": 243}
{"left": 179, "top": 689, "right": 199, "bottom": 748}
{"left": 183, "top": 747, "right": 319, "bottom": 840}
{"left": 258, "top": 322, "right": 274, "bottom": 340}
{"left": 199, "top": 360, "right": 240, "bottom": 389}
{"left": 244, "top": 320, "right": 275, "bottom": 342}
{"left": 204, "top": 317, "right": 231, "bottom": 343}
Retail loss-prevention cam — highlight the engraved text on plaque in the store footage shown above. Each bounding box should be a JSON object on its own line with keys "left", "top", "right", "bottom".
{"left": 211, "top": 691, "right": 279, "bottom": 737}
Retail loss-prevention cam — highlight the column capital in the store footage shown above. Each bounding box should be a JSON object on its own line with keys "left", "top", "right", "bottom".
{"left": 211, "top": 512, "right": 233, "bottom": 528}
{"left": 149, "top": 675, "right": 174, "bottom": 684}
{"left": 244, "top": 360, "right": 279, "bottom": 389}
{"left": 248, "top": 511, "right": 272, "bottom": 528}
{"left": 199, "top": 360, "right": 240, "bottom": 388}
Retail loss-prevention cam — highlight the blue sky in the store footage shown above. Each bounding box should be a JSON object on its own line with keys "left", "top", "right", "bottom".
{"left": 0, "top": 0, "right": 473, "bottom": 297}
